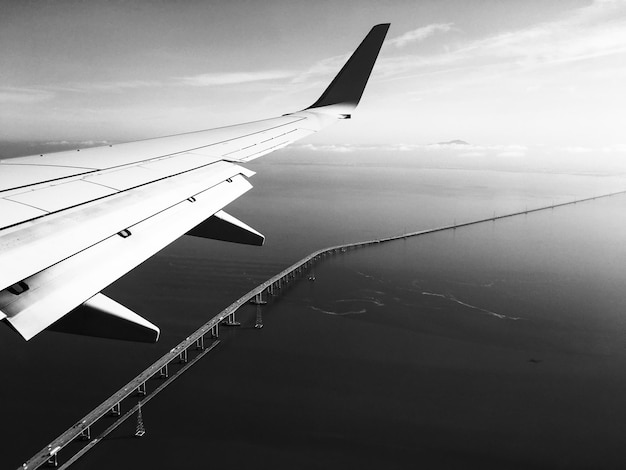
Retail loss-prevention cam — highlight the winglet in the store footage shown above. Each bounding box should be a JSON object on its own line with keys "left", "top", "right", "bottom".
{"left": 308, "top": 23, "right": 390, "bottom": 110}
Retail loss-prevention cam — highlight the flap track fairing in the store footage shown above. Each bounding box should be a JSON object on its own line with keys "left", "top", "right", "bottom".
{"left": 47, "top": 293, "right": 160, "bottom": 343}
{"left": 186, "top": 210, "right": 264, "bottom": 246}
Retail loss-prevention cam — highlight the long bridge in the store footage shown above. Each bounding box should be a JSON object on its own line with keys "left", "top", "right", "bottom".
{"left": 19, "top": 190, "right": 626, "bottom": 469}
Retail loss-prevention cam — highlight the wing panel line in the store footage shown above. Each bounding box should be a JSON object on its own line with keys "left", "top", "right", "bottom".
{"left": 0, "top": 159, "right": 232, "bottom": 231}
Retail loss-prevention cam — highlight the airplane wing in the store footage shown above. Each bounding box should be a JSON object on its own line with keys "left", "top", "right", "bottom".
{"left": 0, "top": 23, "right": 390, "bottom": 343}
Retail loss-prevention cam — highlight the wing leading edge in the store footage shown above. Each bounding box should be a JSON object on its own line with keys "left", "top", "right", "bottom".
{"left": 0, "top": 24, "right": 390, "bottom": 342}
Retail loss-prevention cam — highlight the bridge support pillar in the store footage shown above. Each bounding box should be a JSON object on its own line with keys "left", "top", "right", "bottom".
{"left": 210, "top": 324, "right": 219, "bottom": 339}
{"left": 46, "top": 452, "right": 58, "bottom": 468}
{"left": 80, "top": 426, "right": 91, "bottom": 441}
{"left": 250, "top": 292, "right": 267, "bottom": 305}
{"left": 223, "top": 312, "right": 240, "bottom": 327}
{"left": 136, "top": 382, "right": 147, "bottom": 396}
{"left": 110, "top": 402, "right": 121, "bottom": 417}
{"left": 196, "top": 335, "right": 204, "bottom": 350}
{"left": 159, "top": 364, "right": 169, "bottom": 379}
{"left": 179, "top": 348, "right": 188, "bottom": 363}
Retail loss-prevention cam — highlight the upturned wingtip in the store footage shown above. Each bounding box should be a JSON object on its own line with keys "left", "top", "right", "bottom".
{"left": 308, "top": 23, "right": 390, "bottom": 110}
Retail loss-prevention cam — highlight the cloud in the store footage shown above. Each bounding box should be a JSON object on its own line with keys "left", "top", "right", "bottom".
{"left": 293, "top": 143, "right": 626, "bottom": 161}
{"left": 43, "top": 139, "right": 112, "bottom": 146}
{"left": 287, "top": 23, "right": 455, "bottom": 87}
{"left": 49, "top": 80, "right": 162, "bottom": 94}
{"left": 454, "top": 1, "right": 626, "bottom": 67}
{"left": 178, "top": 70, "right": 293, "bottom": 87}
{"left": 559, "top": 144, "right": 626, "bottom": 154}
{"left": 297, "top": 143, "right": 361, "bottom": 153}
{"left": 459, "top": 151, "right": 487, "bottom": 158}
{"left": 375, "top": 0, "right": 626, "bottom": 85}
{"left": 0, "top": 87, "right": 55, "bottom": 104}
{"left": 288, "top": 23, "right": 454, "bottom": 91}
{"left": 290, "top": 53, "right": 350, "bottom": 87}
{"left": 3, "top": 70, "right": 293, "bottom": 101}
{"left": 293, "top": 143, "right": 528, "bottom": 155}
{"left": 496, "top": 150, "right": 526, "bottom": 158}
{"left": 80, "top": 80, "right": 161, "bottom": 92}
{"left": 386, "top": 23, "right": 455, "bottom": 48}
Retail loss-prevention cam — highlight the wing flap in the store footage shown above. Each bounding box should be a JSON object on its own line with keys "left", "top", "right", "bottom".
{"left": 3, "top": 174, "right": 253, "bottom": 340}
{"left": 0, "top": 161, "right": 252, "bottom": 291}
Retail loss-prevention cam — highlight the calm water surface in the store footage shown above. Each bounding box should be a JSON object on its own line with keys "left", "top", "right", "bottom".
{"left": 2, "top": 150, "right": 626, "bottom": 469}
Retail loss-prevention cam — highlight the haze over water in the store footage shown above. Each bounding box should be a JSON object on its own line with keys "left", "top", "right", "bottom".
{"left": 3, "top": 148, "right": 626, "bottom": 469}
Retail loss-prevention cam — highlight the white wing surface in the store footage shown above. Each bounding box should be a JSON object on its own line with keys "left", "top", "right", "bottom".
{"left": 0, "top": 24, "right": 390, "bottom": 342}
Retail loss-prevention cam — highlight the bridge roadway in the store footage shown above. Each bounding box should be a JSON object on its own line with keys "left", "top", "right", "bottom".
{"left": 19, "top": 190, "right": 626, "bottom": 469}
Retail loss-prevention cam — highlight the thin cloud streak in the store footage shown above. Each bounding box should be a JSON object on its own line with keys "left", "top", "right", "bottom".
{"left": 178, "top": 70, "right": 294, "bottom": 87}
{"left": 43, "top": 139, "right": 113, "bottom": 146}
{"left": 41, "top": 80, "right": 164, "bottom": 94}
{"left": 1, "top": 71, "right": 294, "bottom": 101}
{"left": 290, "top": 53, "right": 349, "bottom": 87}
{"left": 0, "top": 87, "right": 55, "bottom": 104}
{"left": 287, "top": 23, "right": 455, "bottom": 90}
{"left": 386, "top": 23, "right": 455, "bottom": 48}
{"left": 294, "top": 142, "right": 529, "bottom": 154}
{"left": 294, "top": 142, "right": 626, "bottom": 158}
{"left": 374, "top": 0, "right": 626, "bottom": 83}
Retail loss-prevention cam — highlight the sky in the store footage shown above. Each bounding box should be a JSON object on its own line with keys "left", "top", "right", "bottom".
{"left": 1, "top": 0, "right": 625, "bottom": 168}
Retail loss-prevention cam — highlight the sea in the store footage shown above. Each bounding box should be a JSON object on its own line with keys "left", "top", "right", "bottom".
{"left": 3, "top": 146, "right": 626, "bottom": 469}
